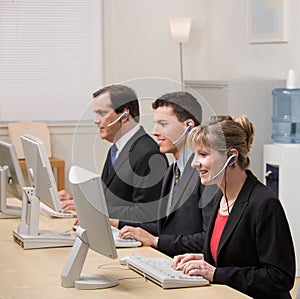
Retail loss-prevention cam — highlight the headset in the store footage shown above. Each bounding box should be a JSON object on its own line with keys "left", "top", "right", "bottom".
{"left": 107, "top": 112, "right": 128, "bottom": 127}
{"left": 172, "top": 124, "right": 193, "bottom": 145}
{"left": 211, "top": 154, "right": 236, "bottom": 181}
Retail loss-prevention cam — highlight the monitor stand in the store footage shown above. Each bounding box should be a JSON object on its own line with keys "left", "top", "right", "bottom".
{"left": 12, "top": 187, "right": 75, "bottom": 249}
{"left": 0, "top": 166, "right": 21, "bottom": 219}
{"left": 61, "top": 226, "right": 118, "bottom": 290}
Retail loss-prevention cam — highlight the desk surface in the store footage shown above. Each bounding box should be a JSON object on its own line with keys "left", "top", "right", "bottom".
{"left": 1, "top": 201, "right": 299, "bottom": 299}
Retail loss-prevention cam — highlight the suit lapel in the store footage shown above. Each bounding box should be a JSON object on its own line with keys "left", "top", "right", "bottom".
{"left": 216, "top": 197, "right": 249, "bottom": 261}
{"left": 171, "top": 158, "right": 198, "bottom": 211}
{"left": 162, "top": 155, "right": 197, "bottom": 226}
{"left": 216, "top": 171, "right": 258, "bottom": 262}
{"left": 102, "top": 149, "right": 112, "bottom": 182}
{"left": 103, "top": 127, "right": 147, "bottom": 186}
{"left": 157, "top": 166, "right": 174, "bottom": 227}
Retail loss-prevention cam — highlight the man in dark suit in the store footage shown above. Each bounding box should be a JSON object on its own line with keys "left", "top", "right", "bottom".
{"left": 60, "top": 84, "right": 168, "bottom": 223}
{"left": 111, "top": 91, "right": 216, "bottom": 257}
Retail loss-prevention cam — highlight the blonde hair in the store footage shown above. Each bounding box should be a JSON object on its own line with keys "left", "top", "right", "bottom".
{"left": 188, "top": 115, "right": 255, "bottom": 169}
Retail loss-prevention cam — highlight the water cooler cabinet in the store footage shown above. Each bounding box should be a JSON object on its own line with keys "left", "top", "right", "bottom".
{"left": 264, "top": 144, "right": 300, "bottom": 277}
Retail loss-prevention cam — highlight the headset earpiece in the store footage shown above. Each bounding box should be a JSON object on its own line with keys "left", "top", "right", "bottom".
{"left": 107, "top": 112, "right": 128, "bottom": 127}
{"left": 172, "top": 124, "right": 193, "bottom": 145}
{"left": 227, "top": 154, "right": 236, "bottom": 166}
{"left": 185, "top": 124, "right": 193, "bottom": 134}
{"left": 211, "top": 154, "right": 237, "bottom": 180}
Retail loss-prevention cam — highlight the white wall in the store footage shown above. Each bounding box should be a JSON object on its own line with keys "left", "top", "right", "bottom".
{"left": 207, "top": 0, "right": 300, "bottom": 82}
{"left": 3, "top": 0, "right": 300, "bottom": 187}
{"left": 103, "top": 0, "right": 208, "bottom": 84}
{"left": 104, "top": 0, "right": 300, "bottom": 84}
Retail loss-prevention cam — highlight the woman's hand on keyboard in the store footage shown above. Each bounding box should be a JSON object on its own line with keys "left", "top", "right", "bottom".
{"left": 180, "top": 259, "right": 215, "bottom": 283}
{"left": 172, "top": 253, "right": 204, "bottom": 271}
{"left": 119, "top": 226, "right": 158, "bottom": 247}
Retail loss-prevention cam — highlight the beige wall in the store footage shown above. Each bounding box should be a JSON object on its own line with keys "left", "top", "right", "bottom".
{"left": 104, "top": 0, "right": 300, "bottom": 84}
{"left": 3, "top": 0, "right": 300, "bottom": 188}
{"left": 103, "top": 0, "right": 208, "bottom": 84}
{"left": 207, "top": 0, "right": 300, "bottom": 82}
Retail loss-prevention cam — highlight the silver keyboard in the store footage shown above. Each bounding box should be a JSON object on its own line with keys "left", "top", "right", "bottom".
{"left": 111, "top": 226, "right": 142, "bottom": 248}
{"left": 126, "top": 254, "right": 209, "bottom": 289}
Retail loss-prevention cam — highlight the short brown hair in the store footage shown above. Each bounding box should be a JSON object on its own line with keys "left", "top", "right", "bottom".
{"left": 152, "top": 91, "right": 202, "bottom": 125}
{"left": 93, "top": 84, "right": 140, "bottom": 122}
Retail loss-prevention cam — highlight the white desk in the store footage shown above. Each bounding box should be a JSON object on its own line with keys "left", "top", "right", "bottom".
{"left": 1, "top": 202, "right": 299, "bottom": 299}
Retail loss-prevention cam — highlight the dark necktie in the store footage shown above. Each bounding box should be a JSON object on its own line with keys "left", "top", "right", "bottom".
{"left": 109, "top": 144, "right": 118, "bottom": 172}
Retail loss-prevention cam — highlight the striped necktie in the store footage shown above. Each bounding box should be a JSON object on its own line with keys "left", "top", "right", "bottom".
{"left": 172, "top": 162, "right": 180, "bottom": 201}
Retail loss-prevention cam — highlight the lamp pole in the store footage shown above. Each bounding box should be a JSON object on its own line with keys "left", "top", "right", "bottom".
{"left": 179, "top": 42, "right": 184, "bottom": 90}
{"left": 169, "top": 17, "right": 191, "bottom": 90}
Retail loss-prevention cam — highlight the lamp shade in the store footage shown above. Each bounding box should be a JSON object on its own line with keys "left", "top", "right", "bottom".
{"left": 169, "top": 17, "right": 192, "bottom": 43}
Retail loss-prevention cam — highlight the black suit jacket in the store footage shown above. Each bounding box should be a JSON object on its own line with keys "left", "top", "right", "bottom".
{"left": 204, "top": 170, "right": 295, "bottom": 299}
{"left": 102, "top": 126, "right": 168, "bottom": 223}
{"left": 120, "top": 154, "right": 217, "bottom": 257}
{"left": 156, "top": 155, "right": 217, "bottom": 257}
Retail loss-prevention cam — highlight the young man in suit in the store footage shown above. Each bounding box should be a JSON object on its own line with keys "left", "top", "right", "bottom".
{"left": 60, "top": 84, "right": 168, "bottom": 223}
{"left": 111, "top": 91, "right": 216, "bottom": 257}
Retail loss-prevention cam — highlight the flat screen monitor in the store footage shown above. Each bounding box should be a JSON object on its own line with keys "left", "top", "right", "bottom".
{"left": 13, "top": 135, "right": 74, "bottom": 249}
{"left": 21, "top": 134, "right": 61, "bottom": 212}
{"left": 0, "top": 140, "right": 25, "bottom": 218}
{"left": 61, "top": 165, "right": 118, "bottom": 290}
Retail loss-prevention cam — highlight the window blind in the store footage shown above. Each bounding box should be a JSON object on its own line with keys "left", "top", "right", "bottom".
{"left": 0, "top": 0, "right": 103, "bottom": 122}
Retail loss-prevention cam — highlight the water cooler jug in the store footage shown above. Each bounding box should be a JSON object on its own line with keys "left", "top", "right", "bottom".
{"left": 272, "top": 70, "right": 300, "bottom": 143}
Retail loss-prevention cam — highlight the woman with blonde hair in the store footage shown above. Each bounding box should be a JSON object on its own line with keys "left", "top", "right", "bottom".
{"left": 173, "top": 115, "right": 295, "bottom": 299}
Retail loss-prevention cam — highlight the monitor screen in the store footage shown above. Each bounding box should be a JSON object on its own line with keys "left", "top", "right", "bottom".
{"left": 0, "top": 140, "right": 25, "bottom": 217}
{"left": 20, "top": 135, "right": 61, "bottom": 212}
{"left": 61, "top": 165, "right": 118, "bottom": 289}
{"left": 69, "top": 165, "right": 117, "bottom": 258}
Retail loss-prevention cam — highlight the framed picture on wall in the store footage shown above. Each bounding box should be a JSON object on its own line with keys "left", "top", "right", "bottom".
{"left": 248, "top": 0, "right": 287, "bottom": 44}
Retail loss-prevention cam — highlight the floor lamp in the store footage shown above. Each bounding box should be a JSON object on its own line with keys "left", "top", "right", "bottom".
{"left": 169, "top": 17, "right": 192, "bottom": 89}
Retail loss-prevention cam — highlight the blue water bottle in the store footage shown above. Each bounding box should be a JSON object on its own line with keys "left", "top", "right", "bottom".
{"left": 272, "top": 70, "right": 300, "bottom": 143}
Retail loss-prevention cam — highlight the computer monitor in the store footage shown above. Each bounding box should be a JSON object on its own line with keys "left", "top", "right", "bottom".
{"left": 0, "top": 140, "right": 25, "bottom": 218}
{"left": 21, "top": 134, "right": 61, "bottom": 211}
{"left": 12, "top": 135, "right": 74, "bottom": 249}
{"left": 19, "top": 135, "right": 73, "bottom": 218}
{"left": 61, "top": 165, "right": 118, "bottom": 290}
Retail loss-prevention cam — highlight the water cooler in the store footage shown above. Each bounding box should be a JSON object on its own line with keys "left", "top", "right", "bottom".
{"left": 264, "top": 70, "right": 300, "bottom": 276}
{"left": 264, "top": 144, "right": 300, "bottom": 276}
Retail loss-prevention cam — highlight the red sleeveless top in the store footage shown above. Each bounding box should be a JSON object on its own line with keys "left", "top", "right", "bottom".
{"left": 210, "top": 210, "right": 229, "bottom": 262}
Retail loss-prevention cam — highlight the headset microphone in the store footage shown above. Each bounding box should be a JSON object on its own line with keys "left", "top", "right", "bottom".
{"left": 107, "top": 112, "right": 128, "bottom": 127}
{"left": 211, "top": 154, "right": 236, "bottom": 181}
{"left": 172, "top": 124, "right": 193, "bottom": 145}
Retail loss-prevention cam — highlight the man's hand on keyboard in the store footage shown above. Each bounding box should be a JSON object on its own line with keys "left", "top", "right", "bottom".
{"left": 110, "top": 218, "right": 119, "bottom": 228}
{"left": 58, "top": 190, "right": 76, "bottom": 213}
{"left": 119, "top": 226, "right": 158, "bottom": 247}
